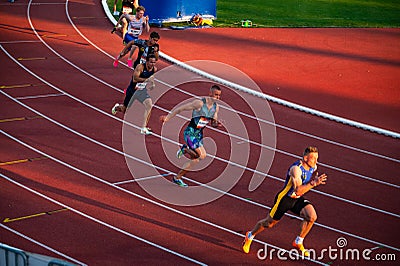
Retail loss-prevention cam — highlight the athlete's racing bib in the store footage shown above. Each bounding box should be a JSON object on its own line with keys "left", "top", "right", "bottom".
{"left": 135, "top": 82, "right": 147, "bottom": 90}
{"left": 196, "top": 117, "right": 209, "bottom": 129}
{"left": 128, "top": 29, "right": 141, "bottom": 36}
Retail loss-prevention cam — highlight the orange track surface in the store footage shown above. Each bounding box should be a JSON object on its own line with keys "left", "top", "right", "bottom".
{"left": 0, "top": 1, "right": 399, "bottom": 265}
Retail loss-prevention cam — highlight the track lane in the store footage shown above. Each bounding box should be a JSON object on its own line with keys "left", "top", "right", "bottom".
{"left": 1, "top": 88, "right": 398, "bottom": 258}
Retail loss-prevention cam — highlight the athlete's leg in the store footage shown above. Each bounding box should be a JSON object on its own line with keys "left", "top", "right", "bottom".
{"left": 289, "top": 204, "right": 317, "bottom": 257}
{"left": 117, "top": 80, "right": 135, "bottom": 113}
{"left": 298, "top": 204, "right": 317, "bottom": 238}
{"left": 127, "top": 45, "right": 137, "bottom": 61}
{"left": 243, "top": 213, "right": 279, "bottom": 254}
{"left": 251, "top": 213, "right": 279, "bottom": 236}
{"left": 121, "top": 18, "right": 128, "bottom": 39}
{"left": 142, "top": 98, "right": 152, "bottom": 128}
{"left": 115, "top": 45, "right": 129, "bottom": 61}
{"left": 113, "top": 0, "right": 118, "bottom": 13}
{"left": 175, "top": 146, "right": 205, "bottom": 180}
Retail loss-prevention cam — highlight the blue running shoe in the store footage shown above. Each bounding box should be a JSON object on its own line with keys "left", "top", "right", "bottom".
{"left": 172, "top": 177, "right": 188, "bottom": 187}
{"left": 176, "top": 144, "right": 187, "bottom": 159}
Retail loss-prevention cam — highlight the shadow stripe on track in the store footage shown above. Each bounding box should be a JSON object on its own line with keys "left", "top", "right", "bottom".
{"left": 74, "top": 1, "right": 399, "bottom": 164}
{"left": 103, "top": 0, "right": 400, "bottom": 139}
{"left": 150, "top": 92, "right": 400, "bottom": 189}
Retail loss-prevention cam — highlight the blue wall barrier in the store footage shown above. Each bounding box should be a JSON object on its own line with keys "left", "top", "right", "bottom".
{"left": 140, "top": 0, "right": 216, "bottom": 25}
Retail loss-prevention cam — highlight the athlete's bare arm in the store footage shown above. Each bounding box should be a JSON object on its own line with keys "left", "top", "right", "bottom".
{"left": 160, "top": 99, "right": 203, "bottom": 123}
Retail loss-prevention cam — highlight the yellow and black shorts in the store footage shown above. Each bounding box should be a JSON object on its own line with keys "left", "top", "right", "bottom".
{"left": 270, "top": 194, "right": 311, "bottom": 220}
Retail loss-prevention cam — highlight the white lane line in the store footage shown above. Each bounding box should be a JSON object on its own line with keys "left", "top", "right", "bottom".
{"left": 0, "top": 223, "right": 87, "bottom": 266}
{"left": 151, "top": 80, "right": 400, "bottom": 186}
{"left": 82, "top": 0, "right": 400, "bottom": 167}
{"left": 15, "top": 93, "right": 65, "bottom": 100}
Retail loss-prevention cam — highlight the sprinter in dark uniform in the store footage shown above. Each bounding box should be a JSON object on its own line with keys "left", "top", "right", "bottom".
{"left": 112, "top": 54, "right": 157, "bottom": 135}
{"left": 242, "top": 146, "right": 328, "bottom": 256}
{"left": 160, "top": 85, "right": 222, "bottom": 187}
{"left": 114, "top": 31, "right": 160, "bottom": 68}
{"left": 133, "top": 41, "right": 159, "bottom": 69}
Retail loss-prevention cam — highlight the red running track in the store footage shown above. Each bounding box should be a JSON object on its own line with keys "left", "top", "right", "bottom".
{"left": 0, "top": 0, "right": 399, "bottom": 265}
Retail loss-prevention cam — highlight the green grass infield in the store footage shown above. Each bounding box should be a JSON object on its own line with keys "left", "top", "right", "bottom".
{"left": 106, "top": 0, "right": 400, "bottom": 27}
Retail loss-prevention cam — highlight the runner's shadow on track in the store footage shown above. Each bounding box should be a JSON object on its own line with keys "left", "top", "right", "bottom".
{"left": 178, "top": 29, "right": 400, "bottom": 67}
{"left": 8, "top": 171, "right": 238, "bottom": 252}
{"left": 0, "top": 23, "right": 88, "bottom": 46}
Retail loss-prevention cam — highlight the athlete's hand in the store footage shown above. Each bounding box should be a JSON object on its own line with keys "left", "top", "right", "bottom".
{"left": 210, "top": 119, "right": 222, "bottom": 128}
{"left": 146, "top": 75, "right": 154, "bottom": 82}
{"left": 159, "top": 115, "right": 168, "bottom": 123}
{"left": 145, "top": 76, "right": 155, "bottom": 89}
{"left": 146, "top": 81, "right": 155, "bottom": 90}
{"left": 311, "top": 172, "right": 327, "bottom": 187}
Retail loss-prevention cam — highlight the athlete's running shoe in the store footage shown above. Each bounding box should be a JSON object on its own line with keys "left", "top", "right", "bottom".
{"left": 113, "top": 58, "right": 119, "bottom": 68}
{"left": 172, "top": 177, "right": 188, "bottom": 187}
{"left": 113, "top": 11, "right": 120, "bottom": 16}
{"left": 176, "top": 144, "right": 187, "bottom": 159}
{"left": 127, "top": 59, "right": 133, "bottom": 68}
{"left": 111, "top": 103, "right": 119, "bottom": 115}
{"left": 140, "top": 127, "right": 152, "bottom": 135}
{"left": 242, "top": 231, "right": 253, "bottom": 254}
{"left": 292, "top": 241, "right": 310, "bottom": 257}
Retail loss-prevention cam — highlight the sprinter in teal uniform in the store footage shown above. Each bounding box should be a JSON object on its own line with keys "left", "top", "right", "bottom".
{"left": 160, "top": 85, "right": 222, "bottom": 187}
